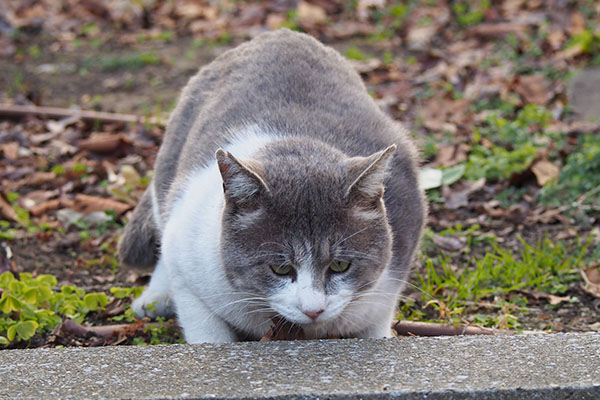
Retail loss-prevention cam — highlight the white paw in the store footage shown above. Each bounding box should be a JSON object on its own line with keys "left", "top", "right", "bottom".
{"left": 132, "top": 289, "right": 174, "bottom": 318}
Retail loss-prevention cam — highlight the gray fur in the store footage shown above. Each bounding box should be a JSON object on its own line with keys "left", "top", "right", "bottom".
{"left": 118, "top": 29, "right": 426, "bottom": 335}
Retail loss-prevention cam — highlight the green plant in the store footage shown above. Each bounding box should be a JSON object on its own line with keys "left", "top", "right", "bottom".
{"left": 464, "top": 104, "right": 554, "bottom": 181}
{"left": 345, "top": 46, "right": 369, "bottom": 61}
{"left": 84, "top": 52, "right": 162, "bottom": 72}
{"left": 415, "top": 237, "right": 584, "bottom": 328}
{"left": 452, "top": 0, "right": 490, "bottom": 27}
{"left": 0, "top": 272, "right": 108, "bottom": 344}
{"left": 540, "top": 133, "right": 600, "bottom": 214}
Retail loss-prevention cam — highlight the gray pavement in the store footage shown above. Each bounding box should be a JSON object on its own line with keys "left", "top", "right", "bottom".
{"left": 1, "top": 332, "right": 599, "bottom": 399}
{"left": 568, "top": 66, "right": 600, "bottom": 122}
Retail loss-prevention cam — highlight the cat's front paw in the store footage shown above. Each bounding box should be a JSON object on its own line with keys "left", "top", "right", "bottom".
{"left": 132, "top": 289, "right": 174, "bottom": 318}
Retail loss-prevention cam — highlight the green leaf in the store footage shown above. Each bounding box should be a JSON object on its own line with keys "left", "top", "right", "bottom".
{"left": 36, "top": 275, "right": 58, "bottom": 287}
{"left": 23, "top": 288, "right": 38, "bottom": 304}
{"left": 83, "top": 293, "right": 108, "bottom": 311}
{"left": 0, "top": 336, "right": 9, "bottom": 344}
{"left": 442, "top": 164, "right": 466, "bottom": 186}
{"left": 0, "top": 293, "right": 23, "bottom": 314}
{"left": 15, "top": 320, "right": 38, "bottom": 340}
{"left": 0, "top": 272, "right": 15, "bottom": 287}
{"left": 7, "top": 325, "right": 16, "bottom": 341}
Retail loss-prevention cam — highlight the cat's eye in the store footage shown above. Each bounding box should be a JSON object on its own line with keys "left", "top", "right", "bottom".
{"left": 271, "top": 264, "right": 294, "bottom": 276}
{"left": 329, "top": 260, "right": 351, "bottom": 273}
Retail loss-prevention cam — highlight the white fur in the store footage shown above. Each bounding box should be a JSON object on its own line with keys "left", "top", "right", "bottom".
{"left": 135, "top": 126, "right": 276, "bottom": 342}
{"left": 135, "top": 125, "right": 399, "bottom": 343}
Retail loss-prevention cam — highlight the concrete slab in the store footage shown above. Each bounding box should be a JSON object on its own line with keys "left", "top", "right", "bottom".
{"left": 1, "top": 333, "right": 599, "bottom": 399}
{"left": 568, "top": 66, "right": 600, "bottom": 121}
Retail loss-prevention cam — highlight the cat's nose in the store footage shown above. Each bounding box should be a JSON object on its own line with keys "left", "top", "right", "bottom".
{"left": 302, "top": 309, "right": 325, "bottom": 320}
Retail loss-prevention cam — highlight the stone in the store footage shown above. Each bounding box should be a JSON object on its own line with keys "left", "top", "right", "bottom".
{"left": 0, "top": 333, "right": 599, "bottom": 399}
{"left": 568, "top": 67, "right": 600, "bottom": 122}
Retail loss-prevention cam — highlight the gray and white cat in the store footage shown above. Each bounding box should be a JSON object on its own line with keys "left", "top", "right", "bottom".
{"left": 118, "top": 29, "right": 426, "bottom": 343}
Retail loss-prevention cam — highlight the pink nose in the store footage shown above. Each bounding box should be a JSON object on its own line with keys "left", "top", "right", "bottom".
{"left": 303, "top": 309, "right": 325, "bottom": 320}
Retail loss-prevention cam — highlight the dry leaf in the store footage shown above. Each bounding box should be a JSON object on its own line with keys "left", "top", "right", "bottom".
{"left": 581, "top": 265, "right": 600, "bottom": 298}
{"left": 443, "top": 178, "right": 486, "bottom": 209}
{"left": 513, "top": 74, "right": 549, "bottom": 105}
{"left": 430, "top": 234, "right": 467, "bottom": 252}
{"left": 297, "top": 1, "right": 327, "bottom": 25}
{"left": 531, "top": 159, "right": 559, "bottom": 186}
{"left": 61, "top": 194, "right": 131, "bottom": 215}
{"left": 0, "top": 193, "right": 19, "bottom": 222}
{"left": 78, "top": 132, "right": 129, "bottom": 154}
{"left": 0, "top": 143, "right": 19, "bottom": 160}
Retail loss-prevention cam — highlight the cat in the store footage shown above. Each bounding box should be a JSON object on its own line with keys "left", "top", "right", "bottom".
{"left": 117, "top": 29, "right": 426, "bottom": 343}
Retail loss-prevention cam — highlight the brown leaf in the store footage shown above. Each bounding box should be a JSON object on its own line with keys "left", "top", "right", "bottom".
{"left": 467, "top": 23, "right": 528, "bottom": 39}
{"left": 443, "top": 178, "right": 486, "bottom": 209}
{"left": 430, "top": 234, "right": 467, "bottom": 252}
{"left": 61, "top": 194, "right": 131, "bottom": 215}
{"left": 433, "top": 143, "right": 470, "bottom": 167}
{"left": 581, "top": 265, "right": 600, "bottom": 299}
{"left": 569, "top": 11, "right": 586, "bottom": 35}
{"left": 297, "top": 1, "right": 327, "bottom": 26}
{"left": 0, "top": 193, "right": 19, "bottom": 222}
{"left": 513, "top": 74, "right": 549, "bottom": 105}
{"left": 30, "top": 199, "right": 61, "bottom": 217}
{"left": 0, "top": 142, "right": 19, "bottom": 160}
{"left": 530, "top": 159, "right": 559, "bottom": 186}
{"left": 78, "top": 132, "right": 129, "bottom": 154}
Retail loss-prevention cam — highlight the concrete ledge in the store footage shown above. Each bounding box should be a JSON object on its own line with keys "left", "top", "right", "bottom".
{"left": 1, "top": 333, "right": 599, "bottom": 399}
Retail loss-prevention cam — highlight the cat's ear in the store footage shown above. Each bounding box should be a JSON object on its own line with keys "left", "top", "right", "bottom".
{"left": 346, "top": 144, "right": 396, "bottom": 205}
{"left": 216, "top": 149, "right": 270, "bottom": 203}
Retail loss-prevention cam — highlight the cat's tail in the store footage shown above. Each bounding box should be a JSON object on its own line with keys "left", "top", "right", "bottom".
{"left": 117, "top": 187, "right": 159, "bottom": 269}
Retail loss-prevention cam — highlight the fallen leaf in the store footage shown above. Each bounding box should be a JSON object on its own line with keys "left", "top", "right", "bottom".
{"left": 0, "top": 142, "right": 19, "bottom": 160}
{"left": 0, "top": 193, "right": 19, "bottom": 222}
{"left": 443, "top": 178, "right": 486, "bottom": 209}
{"left": 581, "top": 265, "right": 600, "bottom": 298}
{"left": 61, "top": 194, "right": 131, "bottom": 215}
{"left": 78, "top": 132, "right": 129, "bottom": 154}
{"left": 513, "top": 74, "right": 549, "bottom": 105}
{"left": 419, "top": 167, "right": 443, "bottom": 190}
{"left": 434, "top": 144, "right": 470, "bottom": 167}
{"left": 430, "top": 234, "right": 467, "bottom": 252}
{"left": 531, "top": 159, "right": 560, "bottom": 186}
{"left": 297, "top": 1, "right": 327, "bottom": 26}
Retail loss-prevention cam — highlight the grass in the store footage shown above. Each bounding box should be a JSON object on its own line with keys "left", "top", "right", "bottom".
{"left": 401, "top": 233, "right": 589, "bottom": 330}
{"left": 83, "top": 51, "right": 162, "bottom": 72}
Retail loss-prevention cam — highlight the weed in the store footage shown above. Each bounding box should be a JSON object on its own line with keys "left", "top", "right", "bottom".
{"left": 464, "top": 104, "right": 554, "bottom": 181}
{"left": 451, "top": 0, "right": 490, "bottom": 27}
{"left": 540, "top": 133, "right": 600, "bottom": 217}
{"left": 345, "top": 46, "right": 369, "bottom": 61}
{"left": 84, "top": 52, "right": 162, "bottom": 72}
{"left": 412, "top": 237, "right": 584, "bottom": 328}
{"left": 0, "top": 272, "right": 108, "bottom": 344}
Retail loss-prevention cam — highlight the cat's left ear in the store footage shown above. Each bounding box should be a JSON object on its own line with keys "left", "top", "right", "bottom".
{"left": 346, "top": 144, "right": 396, "bottom": 205}
{"left": 216, "top": 149, "right": 270, "bottom": 203}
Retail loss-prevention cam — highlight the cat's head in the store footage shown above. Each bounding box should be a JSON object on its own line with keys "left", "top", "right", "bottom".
{"left": 216, "top": 138, "right": 395, "bottom": 328}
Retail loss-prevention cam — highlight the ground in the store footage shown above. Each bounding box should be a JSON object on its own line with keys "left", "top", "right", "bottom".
{"left": 0, "top": 0, "right": 599, "bottom": 348}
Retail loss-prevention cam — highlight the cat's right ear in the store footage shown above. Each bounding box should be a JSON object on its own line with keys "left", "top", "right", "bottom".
{"left": 215, "top": 149, "right": 270, "bottom": 204}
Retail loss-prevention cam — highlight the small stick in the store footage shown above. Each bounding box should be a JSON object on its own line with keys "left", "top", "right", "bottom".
{"left": 0, "top": 104, "right": 164, "bottom": 126}
{"left": 393, "top": 320, "right": 505, "bottom": 336}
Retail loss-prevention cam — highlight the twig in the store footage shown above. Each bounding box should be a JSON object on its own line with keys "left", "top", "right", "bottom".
{"left": 60, "top": 318, "right": 160, "bottom": 338}
{"left": 393, "top": 320, "right": 508, "bottom": 336}
{"left": 0, "top": 104, "right": 165, "bottom": 126}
